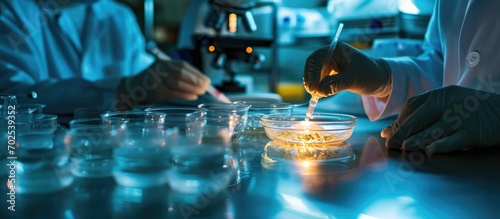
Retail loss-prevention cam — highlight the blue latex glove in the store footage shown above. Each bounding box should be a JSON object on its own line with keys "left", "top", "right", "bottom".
{"left": 116, "top": 60, "right": 211, "bottom": 110}
{"left": 381, "top": 85, "right": 500, "bottom": 154}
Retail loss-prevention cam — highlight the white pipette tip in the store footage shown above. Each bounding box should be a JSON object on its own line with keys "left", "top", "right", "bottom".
{"left": 305, "top": 95, "right": 319, "bottom": 118}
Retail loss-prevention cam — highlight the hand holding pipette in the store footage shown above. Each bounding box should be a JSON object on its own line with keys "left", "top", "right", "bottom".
{"left": 305, "top": 23, "right": 344, "bottom": 118}
{"left": 150, "top": 47, "right": 231, "bottom": 103}
{"left": 116, "top": 47, "right": 231, "bottom": 110}
{"left": 302, "top": 22, "right": 393, "bottom": 108}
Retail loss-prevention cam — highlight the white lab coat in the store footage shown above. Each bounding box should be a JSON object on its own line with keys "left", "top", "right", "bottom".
{"left": 362, "top": 0, "right": 500, "bottom": 120}
{"left": 0, "top": 0, "right": 155, "bottom": 114}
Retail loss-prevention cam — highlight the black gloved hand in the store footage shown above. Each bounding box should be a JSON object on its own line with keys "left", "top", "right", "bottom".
{"left": 382, "top": 85, "right": 500, "bottom": 153}
{"left": 303, "top": 42, "right": 392, "bottom": 98}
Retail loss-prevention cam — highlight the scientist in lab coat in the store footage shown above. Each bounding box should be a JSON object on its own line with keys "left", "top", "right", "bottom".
{"left": 0, "top": 0, "right": 211, "bottom": 114}
{"left": 304, "top": 0, "right": 500, "bottom": 153}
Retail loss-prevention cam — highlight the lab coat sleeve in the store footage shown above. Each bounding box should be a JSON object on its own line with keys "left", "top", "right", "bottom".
{"left": 0, "top": 8, "right": 105, "bottom": 114}
{"left": 90, "top": 3, "right": 156, "bottom": 110}
{"left": 92, "top": 3, "right": 156, "bottom": 91}
{"left": 361, "top": 2, "right": 444, "bottom": 121}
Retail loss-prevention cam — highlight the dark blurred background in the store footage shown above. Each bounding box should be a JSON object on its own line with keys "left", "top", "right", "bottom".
{"left": 117, "top": 0, "right": 192, "bottom": 54}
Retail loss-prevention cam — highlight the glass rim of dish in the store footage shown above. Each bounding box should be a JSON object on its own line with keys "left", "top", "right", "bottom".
{"left": 69, "top": 118, "right": 103, "bottom": 127}
{"left": 261, "top": 142, "right": 357, "bottom": 174}
{"left": 143, "top": 106, "right": 207, "bottom": 115}
{"left": 17, "top": 103, "right": 46, "bottom": 108}
{"left": 261, "top": 113, "right": 357, "bottom": 130}
{"left": 101, "top": 111, "right": 166, "bottom": 118}
{"left": 232, "top": 101, "right": 294, "bottom": 110}
{"left": 15, "top": 113, "right": 58, "bottom": 121}
{"left": 197, "top": 102, "right": 251, "bottom": 110}
{"left": 144, "top": 106, "right": 205, "bottom": 111}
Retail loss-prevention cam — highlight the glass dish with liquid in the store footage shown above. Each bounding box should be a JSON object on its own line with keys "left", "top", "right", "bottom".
{"left": 261, "top": 140, "right": 356, "bottom": 174}
{"left": 260, "top": 113, "right": 357, "bottom": 144}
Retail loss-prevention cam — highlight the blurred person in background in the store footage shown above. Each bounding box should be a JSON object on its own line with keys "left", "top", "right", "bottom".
{"left": 0, "top": 0, "right": 211, "bottom": 115}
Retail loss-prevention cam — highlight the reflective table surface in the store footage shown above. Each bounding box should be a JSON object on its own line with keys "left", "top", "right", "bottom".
{"left": 2, "top": 116, "right": 500, "bottom": 219}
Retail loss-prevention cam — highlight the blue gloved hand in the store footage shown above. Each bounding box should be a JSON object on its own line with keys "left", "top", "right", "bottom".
{"left": 115, "top": 60, "right": 211, "bottom": 110}
{"left": 381, "top": 85, "right": 500, "bottom": 154}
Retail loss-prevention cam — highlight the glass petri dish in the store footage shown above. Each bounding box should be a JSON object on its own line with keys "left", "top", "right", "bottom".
{"left": 261, "top": 113, "right": 357, "bottom": 144}
{"left": 233, "top": 101, "right": 294, "bottom": 130}
{"left": 261, "top": 141, "right": 356, "bottom": 174}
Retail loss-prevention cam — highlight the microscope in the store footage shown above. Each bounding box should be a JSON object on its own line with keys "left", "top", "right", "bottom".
{"left": 191, "top": 0, "right": 280, "bottom": 95}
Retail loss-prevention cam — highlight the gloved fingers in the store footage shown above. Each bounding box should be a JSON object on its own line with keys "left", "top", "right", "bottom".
{"left": 425, "top": 131, "right": 472, "bottom": 154}
{"left": 304, "top": 42, "right": 356, "bottom": 96}
{"left": 154, "top": 83, "right": 199, "bottom": 101}
{"left": 178, "top": 61, "right": 211, "bottom": 87}
{"left": 165, "top": 89, "right": 199, "bottom": 101}
{"left": 311, "top": 45, "right": 354, "bottom": 96}
{"left": 162, "top": 77, "right": 207, "bottom": 95}
{"left": 381, "top": 90, "right": 434, "bottom": 140}
{"left": 164, "top": 60, "right": 210, "bottom": 88}
{"left": 385, "top": 101, "right": 443, "bottom": 149}
{"left": 157, "top": 63, "right": 207, "bottom": 95}
{"left": 329, "top": 41, "right": 353, "bottom": 71}
{"left": 316, "top": 74, "right": 351, "bottom": 96}
{"left": 303, "top": 48, "right": 328, "bottom": 94}
{"left": 380, "top": 126, "right": 392, "bottom": 138}
{"left": 400, "top": 117, "right": 457, "bottom": 151}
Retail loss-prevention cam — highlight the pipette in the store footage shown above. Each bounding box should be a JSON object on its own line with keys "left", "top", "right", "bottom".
{"left": 305, "top": 95, "right": 319, "bottom": 118}
{"left": 305, "top": 23, "right": 344, "bottom": 119}
{"left": 150, "top": 47, "right": 231, "bottom": 103}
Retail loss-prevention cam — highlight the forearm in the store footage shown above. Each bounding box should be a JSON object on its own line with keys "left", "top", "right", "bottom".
{"left": 361, "top": 55, "right": 444, "bottom": 121}
{"left": 115, "top": 75, "right": 137, "bottom": 110}
{"left": 114, "top": 61, "right": 163, "bottom": 110}
{"left": 4, "top": 79, "right": 106, "bottom": 115}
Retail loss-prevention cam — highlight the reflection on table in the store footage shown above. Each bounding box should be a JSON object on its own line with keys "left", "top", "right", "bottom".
{"left": 2, "top": 117, "right": 500, "bottom": 219}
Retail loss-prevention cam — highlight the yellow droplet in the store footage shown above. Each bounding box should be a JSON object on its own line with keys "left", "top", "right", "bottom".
{"left": 329, "top": 69, "right": 338, "bottom": 76}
